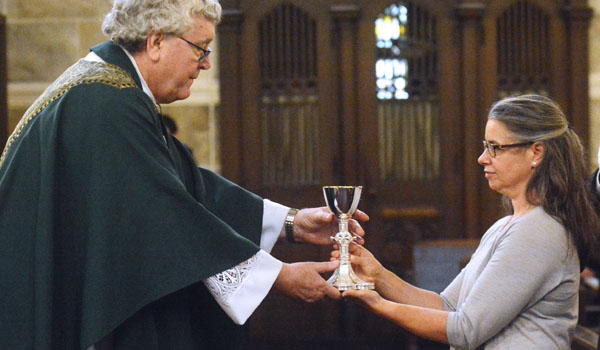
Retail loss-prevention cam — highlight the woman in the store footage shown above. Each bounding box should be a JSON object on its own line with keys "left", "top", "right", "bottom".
{"left": 341, "top": 94, "right": 600, "bottom": 349}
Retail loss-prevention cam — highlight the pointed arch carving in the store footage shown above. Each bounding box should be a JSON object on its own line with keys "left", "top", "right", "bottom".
{"left": 497, "top": 1, "right": 550, "bottom": 97}
{"left": 258, "top": 3, "right": 320, "bottom": 185}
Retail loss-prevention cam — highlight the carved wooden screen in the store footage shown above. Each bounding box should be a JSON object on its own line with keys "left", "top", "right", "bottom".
{"left": 375, "top": 2, "right": 439, "bottom": 182}
{"left": 259, "top": 4, "right": 320, "bottom": 185}
{"left": 497, "top": 1, "right": 550, "bottom": 97}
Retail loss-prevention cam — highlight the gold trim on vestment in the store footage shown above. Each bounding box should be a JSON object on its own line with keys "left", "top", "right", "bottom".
{"left": 0, "top": 60, "right": 138, "bottom": 168}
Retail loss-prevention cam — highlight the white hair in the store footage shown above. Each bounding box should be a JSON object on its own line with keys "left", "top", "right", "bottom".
{"left": 102, "top": 0, "right": 221, "bottom": 52}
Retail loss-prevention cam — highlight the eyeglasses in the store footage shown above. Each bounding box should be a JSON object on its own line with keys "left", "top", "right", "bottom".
{"left": 178, "top": 37, "right": 212, "bottom": 63}
{"left": 482, "top": 140, "right": 533, "bottom": 158}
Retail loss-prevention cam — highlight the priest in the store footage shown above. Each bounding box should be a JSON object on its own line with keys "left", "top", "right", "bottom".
{"left": 0, "top": 1, "right": 368, "bottom": 349}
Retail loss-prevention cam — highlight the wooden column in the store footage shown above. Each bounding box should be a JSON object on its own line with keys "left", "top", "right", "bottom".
{"left": 217, "top": 9, "right": 244, "bottom": 182}
{"left": 455, "top": 2, "right": 485, "bottom": 238}
{"left": 330, "top": 5, "right": 360, "bottom": 184}
{"left": 1, "top": 15, "right": 7, "bottom": 151}
{"left": 563, "top": 2, "right": 592, "bottom": 146}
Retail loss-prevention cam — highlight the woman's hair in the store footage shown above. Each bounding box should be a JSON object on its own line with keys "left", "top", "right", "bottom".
{"left": 488, "top": 94, "right": 599, "bottom": 263}
{"left": 102, "top": 0, "right": 222, "bottom": 53}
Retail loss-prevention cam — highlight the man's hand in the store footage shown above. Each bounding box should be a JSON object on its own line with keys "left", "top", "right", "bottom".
{"left": 292, "top": 206, "right": 369, "bottom": 245}
{"left": 273, "top": 261, "right": 341, "bottom": 302}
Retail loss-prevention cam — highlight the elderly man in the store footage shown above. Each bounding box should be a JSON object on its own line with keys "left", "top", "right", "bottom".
{"left": 0, "top": 1, "right": 367, "bottom": 349}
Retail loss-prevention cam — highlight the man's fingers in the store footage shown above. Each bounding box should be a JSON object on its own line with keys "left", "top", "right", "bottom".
{"left": 312, "top": 260, "right": 339, "bottom": 273}
{"left": 352, "top": 209, "right": 370, "bottom": 222}
{"left": 324, "top": 283, "right": 342, "bottom": 300}
{"left": 314, "top": 209, "right": 334, "bottom": 224}
{"left": 342, "top": 289, "right": 356, "bottom": 298}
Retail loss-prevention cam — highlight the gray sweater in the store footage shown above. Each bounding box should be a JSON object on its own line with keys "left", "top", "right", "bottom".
{"left": 440, "top": 207, "right": 579, "bottom": 349}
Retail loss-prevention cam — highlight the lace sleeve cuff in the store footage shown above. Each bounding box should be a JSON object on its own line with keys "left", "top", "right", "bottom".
{"left": 203, "top": 250, "right": 283, "bottom": 325}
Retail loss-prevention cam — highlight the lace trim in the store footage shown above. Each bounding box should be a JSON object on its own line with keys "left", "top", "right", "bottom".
{"left": 204, "top": 253, "right": 260, "bottom": 305}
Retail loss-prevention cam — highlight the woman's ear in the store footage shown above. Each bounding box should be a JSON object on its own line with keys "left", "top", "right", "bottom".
{"left": 531, "top": 142, "right": 545, "bottom": 166}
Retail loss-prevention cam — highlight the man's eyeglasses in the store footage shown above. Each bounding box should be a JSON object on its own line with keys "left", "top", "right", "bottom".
{"left": 482, "top": 140, "right": 533, "bottom": 158}
{"left": 178, "top": 37, "right": 212, "bottom": 63}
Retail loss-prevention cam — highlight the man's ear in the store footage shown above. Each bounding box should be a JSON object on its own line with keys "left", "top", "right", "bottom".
{"left": 146, "top": 31, "right": 165, "bottom": 61}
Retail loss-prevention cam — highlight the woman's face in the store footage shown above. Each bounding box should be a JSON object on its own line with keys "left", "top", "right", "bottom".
{"left": 478, "top": 119, "right": 537, "bottom": 199}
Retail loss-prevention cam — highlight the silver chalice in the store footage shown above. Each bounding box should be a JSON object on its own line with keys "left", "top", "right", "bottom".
{"left": 323, "top": 186, "right": 374, "bottom": 291}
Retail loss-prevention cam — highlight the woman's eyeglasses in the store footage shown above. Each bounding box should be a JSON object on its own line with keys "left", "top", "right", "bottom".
{"left": 482, "top": 140, "right": 533, "bottom": 158}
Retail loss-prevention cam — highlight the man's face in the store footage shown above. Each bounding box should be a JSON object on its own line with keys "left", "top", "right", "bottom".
{"left": 153, "top": 16, "right": 214, "bottom": 104}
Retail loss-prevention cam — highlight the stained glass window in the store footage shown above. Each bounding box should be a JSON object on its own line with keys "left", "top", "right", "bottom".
{"left": 375, "top": 4, "right": 409, "bottom": 100}
{"left": 375, "top": 2, "right": 440, "bottom": 181}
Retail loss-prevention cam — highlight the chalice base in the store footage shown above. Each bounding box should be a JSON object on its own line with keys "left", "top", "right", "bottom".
{"left": 328, "top": 265, "right": 375, "bottom": 291}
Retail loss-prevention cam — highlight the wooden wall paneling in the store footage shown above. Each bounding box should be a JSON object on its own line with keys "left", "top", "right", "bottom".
{"left": 331, "top": 5, "right": 360, "bottom": 185}
{"left": 0, "top": 15, "right": 7, "bottom": 151}
{"left": 564, "top": 3, "right": 593, "bottom": 145}
{"left": 437, "top": 9, "right": 465, "bottom": 240}
{"left": 478, "top": 1, "right": 506, "bottom": 233}
{"left": 218, "top": 10, "right": 244, "bottom": 183}
{"left": 314, "top": 2, "right": 341, "bottom": 190}
{"left": 543, "top": 4, "right": 569, "bottom": 114}
{"left": 240, "top": 7, "right": 263, "bottom": 189}
{"left": 455, "top": 2, "right": 485, "bottom": 238}
{"left": 353, "top": 0, "right": 385, "bottom": 273}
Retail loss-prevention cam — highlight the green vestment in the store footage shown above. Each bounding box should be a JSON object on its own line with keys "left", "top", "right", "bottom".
{"left": 0, "top": 42, "right": 263, "bottom": 350}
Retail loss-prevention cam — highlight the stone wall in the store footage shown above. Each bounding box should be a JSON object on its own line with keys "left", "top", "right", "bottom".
{"left": 2, "top": 0, "right": 221, "bottom": 172}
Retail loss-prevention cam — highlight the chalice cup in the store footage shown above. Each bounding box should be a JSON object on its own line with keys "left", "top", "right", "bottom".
{"left": 323, "top": 186, "right": 374, "bottom": 291}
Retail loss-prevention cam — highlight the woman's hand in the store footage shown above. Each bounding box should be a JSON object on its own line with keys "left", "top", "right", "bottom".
{"left": 331, "top": 245, "right": 384, "bottom": 285}
{"left": 342, "top": 289, "right": 386, "bottom": 314}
